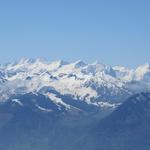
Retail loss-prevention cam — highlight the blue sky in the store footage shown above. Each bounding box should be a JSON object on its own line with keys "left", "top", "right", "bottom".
{"left": 0, "top": 0, "right": 150, "bottom": 67}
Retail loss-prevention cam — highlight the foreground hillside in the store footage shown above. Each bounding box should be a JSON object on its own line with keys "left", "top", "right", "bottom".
{"left": 0, "top": 92, "right": 150, "bottom": 150}
{"left": 78, "top": 92, "right": 150, "bottom": 150}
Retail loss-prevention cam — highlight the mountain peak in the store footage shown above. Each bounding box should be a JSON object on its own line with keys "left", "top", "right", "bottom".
{"left": 136, "top": 63, "right": 150, "bottom": 71}
{"left": 18, "top": 58, "right": 37, "bottom": 64}
{"left": 73, "top": 60, "right": 87, "bottom": 68}
{"left": 50, "top": 60, "right": 69, "bottom": 68}
{"left": 91, "top": 60, "right": 105, "bottom": 66}
{"left": 135, "top": 63, "right": 150, "bottom": 80}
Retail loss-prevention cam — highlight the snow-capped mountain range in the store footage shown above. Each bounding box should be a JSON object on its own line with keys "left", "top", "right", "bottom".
{"left": 0, "top": 58, "right": 150, "bottom": 111}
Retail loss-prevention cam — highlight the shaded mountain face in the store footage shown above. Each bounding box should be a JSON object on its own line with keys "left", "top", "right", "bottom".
{"left": 78, "top": 92, "right": 150, "bottom": 150}
{"left": 1, "top": 92, "right": 150, "bottom": 150}
{"left": 0, "top": 93, "right": 102, "bottom": 150}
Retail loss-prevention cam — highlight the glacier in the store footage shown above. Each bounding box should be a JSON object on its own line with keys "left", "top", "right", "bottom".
{"left": 0, "top": 58, "right": 150, "bottom": 111}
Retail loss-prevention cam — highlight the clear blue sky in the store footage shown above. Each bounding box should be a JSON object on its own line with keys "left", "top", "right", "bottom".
{"left": 0, "top": 0, "right": 150, "bottom": 67}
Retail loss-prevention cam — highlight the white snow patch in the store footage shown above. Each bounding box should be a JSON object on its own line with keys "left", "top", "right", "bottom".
{"left": 36, "top": 105, "right": 52, "bottom": 112}
{"left": 12, "top": 99, "right": 23, "bottom": 106}
{"left": 47, "top": 93, "right": 71, "bottom": 110}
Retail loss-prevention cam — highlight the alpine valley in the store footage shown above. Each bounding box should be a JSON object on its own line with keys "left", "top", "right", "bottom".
{"left": 0, "top": 59, "right": 150, "bottom": 150}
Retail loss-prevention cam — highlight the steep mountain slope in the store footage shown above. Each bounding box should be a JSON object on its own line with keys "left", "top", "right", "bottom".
{"left": 0, "top": 93, "right": 99, "bottom": 150}
{"left": 79, "top": 92, "right": 150, "bottom": 150}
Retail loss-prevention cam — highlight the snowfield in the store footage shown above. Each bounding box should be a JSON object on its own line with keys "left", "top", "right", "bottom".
{"left": 0, "top": 58, "right": 150, "bottom": 110}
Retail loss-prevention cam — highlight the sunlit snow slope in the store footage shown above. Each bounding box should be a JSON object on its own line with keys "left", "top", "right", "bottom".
{"left": 0, "top": 58, "right": 150, "bottom": 111}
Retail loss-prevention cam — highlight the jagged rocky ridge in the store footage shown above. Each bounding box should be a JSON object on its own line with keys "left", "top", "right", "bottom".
{"left": 0, "top": 58, "right": 150, "bottom": 112}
